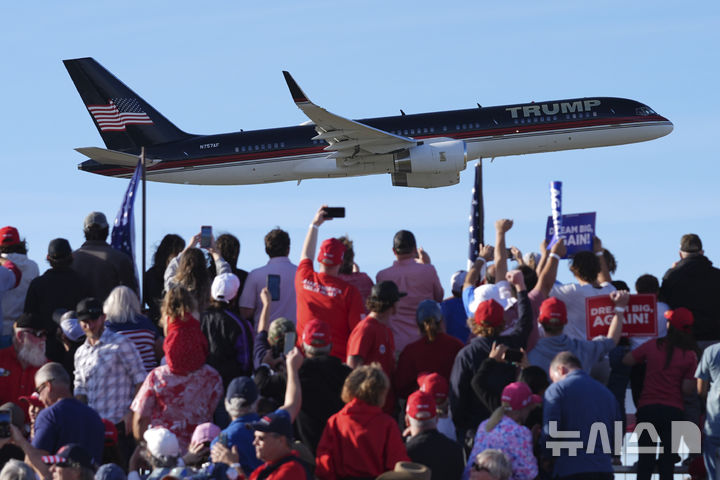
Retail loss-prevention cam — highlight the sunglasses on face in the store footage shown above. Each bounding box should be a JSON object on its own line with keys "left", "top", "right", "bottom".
{"left": 36, "top": 379, "right": 54, "bottom": 394}
{"left": 19, "top": 329, "right": 47, "bottom": 338}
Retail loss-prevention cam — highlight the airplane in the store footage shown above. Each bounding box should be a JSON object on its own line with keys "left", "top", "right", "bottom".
{"left": 63, "top": 57, "right": 673, "bottom": 189}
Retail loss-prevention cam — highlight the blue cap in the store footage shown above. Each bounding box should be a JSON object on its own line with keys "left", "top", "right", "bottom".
{"left": 226, "top": 376, "right": 258, "bottom": 404}
{"left": 416, "top": 299, "right": 443, "bottom": 327}
{"left": 248, "top": 410, "right": 293, "bottom": 439}
{"left": 95, "top": 464, "right": 126, "bottom": 480}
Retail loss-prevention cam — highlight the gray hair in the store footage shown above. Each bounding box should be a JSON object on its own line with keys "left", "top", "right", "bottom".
{"left": 35, "top": 362, "right": 70, "bottom": 388}
{"left": 408, "top": 416, "right": 437, "bottom": 432}
{"left": 225, "top": 397, "right": 254, "bottom": 419}
{"left": 474, "top": 449, "right": 512, "bottom": 480}
{"left": 0, "top": 459, "right": 36, "bottom": 480}
{"left": 104, "top": 286, "right": 141, "bottom": 324}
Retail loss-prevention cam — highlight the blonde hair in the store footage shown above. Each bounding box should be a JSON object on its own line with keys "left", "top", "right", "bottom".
{"left": 104, "top": 286, "right": 141, "bottom": 324}
{"left": 341, "top": 363, "right": 389, "bottom": 407}
{"left": 485, "top": 402, "right": 510, "bottom": 432}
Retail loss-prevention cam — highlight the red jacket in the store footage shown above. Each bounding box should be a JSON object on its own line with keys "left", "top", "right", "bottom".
{"left": 315, "top": 398, "right": 409, "bottom": 480}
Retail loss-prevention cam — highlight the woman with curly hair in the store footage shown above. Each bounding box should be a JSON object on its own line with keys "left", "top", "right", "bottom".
{"left": 315, "top": 363, "right": 409, "bottom": 480}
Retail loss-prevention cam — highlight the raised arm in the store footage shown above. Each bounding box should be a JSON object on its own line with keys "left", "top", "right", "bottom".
{"left": 257, "top": 287, "right": 271, "bottom": 333}
{"left": 535, "top": 238, "right": 550, "bottom": 277}
{"left": 535, "top": 238, "right": 566, "bottom": 297}
{"left": 594, "top": 236, "right": 612, "bottom": 284}
{"left": 494, "top": 219, "right": 513, "bottom": 282}
{"left": 464, "top": 245, "right": 494, "bottom": 290}
{"left": 300, "top": 205, "right": 329, "bottom": 261}
{"left": 280, "top": 347, "right": 304, "bottom": 421}
{"left": 506, "top": 269, "right": 531, "bottom": 344}
{"left": 608, "top": 290, "right": 628, "bottom": 345}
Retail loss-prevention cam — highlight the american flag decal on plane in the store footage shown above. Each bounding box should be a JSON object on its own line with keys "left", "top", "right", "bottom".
{"left": 87, "top": 98, "right": 153, "bottom": 131}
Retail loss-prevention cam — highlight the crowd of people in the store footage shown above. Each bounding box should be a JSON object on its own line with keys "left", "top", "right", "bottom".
{"left": 0, "top": 206, "right": 719, "bottom": 480}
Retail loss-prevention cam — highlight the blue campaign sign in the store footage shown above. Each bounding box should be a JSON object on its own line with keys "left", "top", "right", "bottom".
{"left": 545, "top": 212, "right": 596, "bottom": 258}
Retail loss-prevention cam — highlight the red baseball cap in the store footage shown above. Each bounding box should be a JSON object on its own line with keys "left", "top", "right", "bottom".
{"left": 417, "top": 372, "right": 449, "bottom": 402}
{"left": 538, "top": 297, "right": 567, "bottom": 325}
{"left": 0, "top": 226, "right": 19, "bottom": 246}
{"left": 317, "top": 238, "right": 346, "bottom": 266}
{"left": 302, "top": 319, "right": 331, "bottom": 347}
{"left": 665, "top": 307, "right": 694, "bottom": 332}
{"left": 102, "top": 418, "right": 118, "bottom": 447}
{"left": 19, "top": 392, "right": 44, "bottom": 409}
{"left": 474, "top": 299, "right": 504, "bottom": 328}
{"left": 501, "top": 382, "right": 542, "bottom": 412}
{"left": 406, "top": 391, "right": 436, "bottom": 420}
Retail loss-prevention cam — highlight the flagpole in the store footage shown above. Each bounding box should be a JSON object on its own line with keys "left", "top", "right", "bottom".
{"left": 467, "top": 159, "right": 484, "bottom": 270}
{"left": 141, "top": 147, "right": 146, "bottom": 308}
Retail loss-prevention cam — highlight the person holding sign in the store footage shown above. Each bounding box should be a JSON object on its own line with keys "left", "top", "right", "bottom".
{"left": 549, "top": 236, "right": 615, "bottom": 342}
{"left": 528, "top": 291, "right": 628, "bottom": 375}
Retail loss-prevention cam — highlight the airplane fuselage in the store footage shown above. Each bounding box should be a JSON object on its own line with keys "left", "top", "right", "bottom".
{"left": 79, "top": 96, "right": 672, "bottom": 186}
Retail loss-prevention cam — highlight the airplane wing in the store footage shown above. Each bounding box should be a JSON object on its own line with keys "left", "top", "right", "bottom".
{"left": 282, "top": 72, "right": 417, "bottom": 158}
{"left": 75, "top": 147, "right": 160, "bottom": 167}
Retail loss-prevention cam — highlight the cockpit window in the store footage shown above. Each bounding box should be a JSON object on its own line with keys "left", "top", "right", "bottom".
{"left": 635, "top": 106, "right": 656, "bottom": 116}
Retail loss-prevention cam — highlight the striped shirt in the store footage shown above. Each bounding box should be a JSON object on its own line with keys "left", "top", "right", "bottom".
{"left": 106, "top": 315, "right": 160, "bottom": 371}
{"left": 74, "top": 328, "right": 147, "bottom": 424}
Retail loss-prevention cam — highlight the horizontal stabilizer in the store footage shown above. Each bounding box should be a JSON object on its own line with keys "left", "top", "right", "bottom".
{"left": 75, "top": 147, "right": 159, "bottom": 167}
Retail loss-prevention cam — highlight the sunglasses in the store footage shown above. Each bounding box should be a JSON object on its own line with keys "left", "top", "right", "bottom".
{"left": 36, "top": 379, "right": 55, "bottom": 394}
{"left": 18, "top": 329, "right": 47, "bottom": 338}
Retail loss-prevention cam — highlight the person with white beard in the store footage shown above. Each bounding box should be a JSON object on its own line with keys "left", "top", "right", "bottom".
{"left": 0, "top": 312, "right": 48, "bottom": 405}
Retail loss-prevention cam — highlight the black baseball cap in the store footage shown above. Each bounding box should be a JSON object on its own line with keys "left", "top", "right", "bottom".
{"left": 369, "top": 281, "right": 407, "bottom": 305}
{"left": 76, "top": 298, "right": 103, "bottom": 322}
{"left": 15, "top": 312, "right": 46, "bottom": 331}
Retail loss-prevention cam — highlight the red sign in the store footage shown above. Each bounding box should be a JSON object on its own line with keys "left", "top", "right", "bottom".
{"left": 585, "top": 294, "right": 659, "bottom": 339}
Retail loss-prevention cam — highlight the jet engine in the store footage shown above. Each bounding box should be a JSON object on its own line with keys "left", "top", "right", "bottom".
{"left": 391, "top": 139, "right": 467, "bottom": 188}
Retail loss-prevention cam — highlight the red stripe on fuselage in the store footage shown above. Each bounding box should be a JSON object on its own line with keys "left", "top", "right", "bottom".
{"left": 92, "top": 115, "right": 666, "bottom": 177}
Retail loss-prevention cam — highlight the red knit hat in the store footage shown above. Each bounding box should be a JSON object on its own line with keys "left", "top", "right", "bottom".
{"left": 474, "top": 299, "right": 504, "bottom": 328}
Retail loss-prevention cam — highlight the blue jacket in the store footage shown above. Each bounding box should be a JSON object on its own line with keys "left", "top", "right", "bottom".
{"left": 541, "top": 369, "right": 619, "bottom": 477}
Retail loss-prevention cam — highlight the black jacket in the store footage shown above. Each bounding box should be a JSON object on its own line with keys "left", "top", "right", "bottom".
{"left": 660, "top": 255, "right": 720, "bottom": 341}
{"left": 406, "top": 429, "right": 464, "bottom": 480}
{"left": 296, "top": 355, "right": 351, "bottom": 454}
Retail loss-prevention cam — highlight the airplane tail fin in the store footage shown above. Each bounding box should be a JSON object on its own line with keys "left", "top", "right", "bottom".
{"left": 63, "top": 57, "right": 191, "bottom": 152}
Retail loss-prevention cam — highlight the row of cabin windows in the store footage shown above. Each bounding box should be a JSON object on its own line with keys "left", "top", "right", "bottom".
{"left": 233, "top": 112, "right": 598, "bottom": 151}
{"left": 512, "top": 112, "right": 598, "bottom": 124}
{"left": 234, "top": 142, "right": 286, "bottom": 153}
